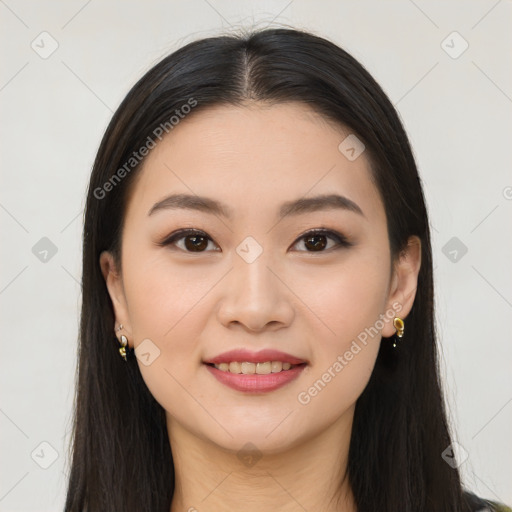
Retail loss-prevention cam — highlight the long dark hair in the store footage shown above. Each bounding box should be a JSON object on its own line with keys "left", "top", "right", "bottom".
{"left": 64, "top": 27, "right": 498, "bottom": 512}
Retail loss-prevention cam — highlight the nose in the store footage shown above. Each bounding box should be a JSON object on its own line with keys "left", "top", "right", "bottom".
{"left": 216, "top": 248, "right": 295, "bottom": 333}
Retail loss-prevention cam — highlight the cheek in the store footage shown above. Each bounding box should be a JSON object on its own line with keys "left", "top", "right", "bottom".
{"left": 295, "top": 344, "right": 378, "bottom": 433}
{"left": 122, "top": 245, "right": 218, "bottom": 342}
{"left": 295, "top": 265, "right": 387, "bottom": 417}
{"left": 298, "top": 250, "right": 390, "bottom": 347}
{"left": 121, "top": 250, "right": 215, "bottom": 401}
{"left": 294, "top": 252, "right": 388, "bottom": 405}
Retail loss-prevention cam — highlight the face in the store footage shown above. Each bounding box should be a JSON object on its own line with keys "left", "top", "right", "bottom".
{"left": 101, "top": 102, "right": 421, "bottom": 454}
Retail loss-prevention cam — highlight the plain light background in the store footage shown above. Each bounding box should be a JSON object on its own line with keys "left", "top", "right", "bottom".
{"left": 1, "top": 1, "right": 511, "bottom": 510}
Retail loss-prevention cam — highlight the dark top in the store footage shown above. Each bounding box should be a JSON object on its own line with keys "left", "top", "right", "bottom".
{"left": 464, "top": 490, "right": 512, "bottom": 512}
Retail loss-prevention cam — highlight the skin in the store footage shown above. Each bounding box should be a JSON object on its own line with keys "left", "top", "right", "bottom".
{"left": 100, "top": 102, "right": 421, "bottom": 512}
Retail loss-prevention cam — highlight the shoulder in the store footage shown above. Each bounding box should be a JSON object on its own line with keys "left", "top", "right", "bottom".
{"left": 463, "top": 490, "right": 512, "bottom": 512}
{"left": 488, "top": 503, "right": 512, "bottom": 512}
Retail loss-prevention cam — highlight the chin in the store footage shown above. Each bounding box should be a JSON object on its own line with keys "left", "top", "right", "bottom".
{"left": 199, "top": 421, "right": 305, "bottom": 456}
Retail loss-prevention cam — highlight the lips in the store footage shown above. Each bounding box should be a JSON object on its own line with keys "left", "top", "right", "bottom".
{"left": 203, "top": 349, "right": 308, "bottom": 393}
{"left": 203, "top": 348, "right": 307, "bottom": 366}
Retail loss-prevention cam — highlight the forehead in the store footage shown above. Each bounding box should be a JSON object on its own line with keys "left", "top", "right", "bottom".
{"left": 125, "top": 102, "right": 385, "bottom": 225}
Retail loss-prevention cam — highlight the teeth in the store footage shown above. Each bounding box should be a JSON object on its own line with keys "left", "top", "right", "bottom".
{"left": 271, "top": 361, "right": 282, "bottom": 373}
{"left": 212, "top": 361, "right": 297, "bottom": 373}
{"left": 241, "top": 362, "right": 256, "bottom": 374}
{"left": 229, "top": 362, "right": 241, "bottom": 374}
{"left": 256, "top": 362, "right": 271, "bottom": 374}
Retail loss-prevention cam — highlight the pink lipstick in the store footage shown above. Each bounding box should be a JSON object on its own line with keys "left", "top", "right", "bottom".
{"left": 203, "top": 349, "right": 307, "bottom": 393}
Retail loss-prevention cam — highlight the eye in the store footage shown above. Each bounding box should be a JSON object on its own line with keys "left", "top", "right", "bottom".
{"left": 291, "top": 229, "right": 352, "bottom": 253}
{"left": 158, "top": 229, "right": 219, "bottom": 253}
{"left": 157, "top": 228, "right": 352, "bottom": 253}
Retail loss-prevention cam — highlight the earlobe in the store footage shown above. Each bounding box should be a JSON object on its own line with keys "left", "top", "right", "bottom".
{"left": 382, "top": 236, "right": 422, "bottom": 338}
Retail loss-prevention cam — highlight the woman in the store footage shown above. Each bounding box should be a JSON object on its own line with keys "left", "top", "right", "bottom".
{"left": 64, "top": 27, "right": 511, "bottom": 512}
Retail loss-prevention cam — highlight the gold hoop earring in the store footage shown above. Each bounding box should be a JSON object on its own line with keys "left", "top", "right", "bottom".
{"left": 392, "top": 317, "right": 405, "bottom": 348}
{"left": 116, "top": 326, "right": 134, "bottom": 361}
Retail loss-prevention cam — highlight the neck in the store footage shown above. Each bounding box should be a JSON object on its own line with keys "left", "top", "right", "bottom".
{"left": 167, "top": 407, "right": 357, "bottom": 512}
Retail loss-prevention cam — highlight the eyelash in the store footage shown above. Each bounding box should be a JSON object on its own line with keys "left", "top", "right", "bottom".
{"left": 157, "top": 228, "right": 353, "bottom": 254}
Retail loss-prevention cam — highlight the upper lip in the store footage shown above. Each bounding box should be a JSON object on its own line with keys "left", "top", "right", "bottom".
{"left": 203, "top": 349, "right": 307, "bottom": 365}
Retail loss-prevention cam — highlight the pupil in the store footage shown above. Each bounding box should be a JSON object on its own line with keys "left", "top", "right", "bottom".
{"left": 305, "top": 235, "right": 326, "bottom": 251}
{"left": 185, "top": 235, "right": 207, "bottom": 251}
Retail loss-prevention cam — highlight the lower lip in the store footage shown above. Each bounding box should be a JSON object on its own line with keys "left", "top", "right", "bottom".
{"left": 204, "top": 364, "right": 306, "bottom": 393}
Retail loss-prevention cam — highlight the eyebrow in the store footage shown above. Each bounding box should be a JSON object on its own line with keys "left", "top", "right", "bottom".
{"left": 148, "top": 193, "right": 365, "bottom": 219}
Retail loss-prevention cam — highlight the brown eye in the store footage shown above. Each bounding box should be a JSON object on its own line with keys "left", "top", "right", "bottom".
{"left": 183, "top": 234, "right": 209, "bottom": 252}
{"left": 292, "top": 229, "right": 351, "bottom": 252}
{"left": 159, "top": 229, "right": 219, "bottom": 253}
{"left": 159, "top": 228, "right": 351, "bottom": 254}
{"left": 303, "top": 233, "right": 328, "bottom": 251}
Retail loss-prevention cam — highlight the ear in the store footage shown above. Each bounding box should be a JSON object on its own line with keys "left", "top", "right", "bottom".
{"left": 381, "top": 235, "right": 422, "bottom": 338}
{"left": 99, "top": 251, "right": 133, "bottom": 345}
